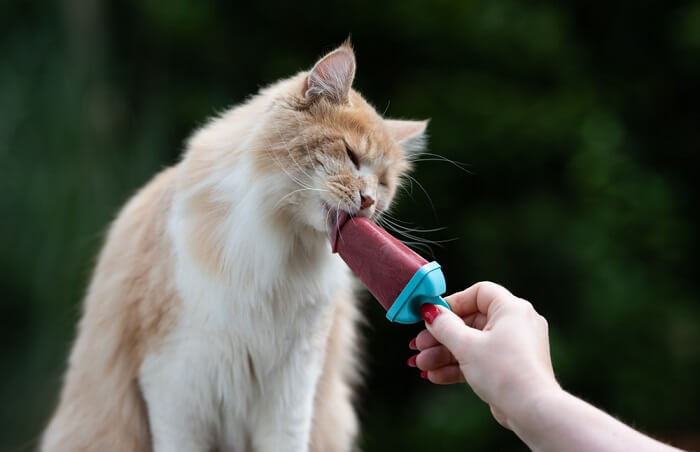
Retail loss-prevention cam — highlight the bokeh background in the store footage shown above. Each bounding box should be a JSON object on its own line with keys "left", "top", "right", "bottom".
{"left": 2, "top": 1, "right": 699, "bottom": 450}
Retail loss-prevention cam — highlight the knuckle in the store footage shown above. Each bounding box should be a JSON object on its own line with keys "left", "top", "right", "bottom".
{"left": 477, "top": 281, "right": 514, "bottom": 303}
{"left": 520, "top": 298, "right": 534, "bottom": 310}
{"left": 486, "top": 280, "right": 511, "bottom": 294}
{"left": 476, "top": 281, "right": 500, "bottom": 293}
{"left": 514, "top": 297, "right": 536, "bottom": 315}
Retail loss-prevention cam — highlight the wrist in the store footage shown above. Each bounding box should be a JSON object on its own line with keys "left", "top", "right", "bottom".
{"left": 502, "top": 379, "right": 565, "bottom": 433}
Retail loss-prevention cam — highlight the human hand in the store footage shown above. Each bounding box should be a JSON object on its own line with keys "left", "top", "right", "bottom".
{"left": 407, "top": 282, "right": 560, "bottom": 428}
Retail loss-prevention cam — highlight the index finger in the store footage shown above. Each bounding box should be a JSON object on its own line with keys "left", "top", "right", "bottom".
{"left": 444, "top": 281, "right": 513, "bottom": 317}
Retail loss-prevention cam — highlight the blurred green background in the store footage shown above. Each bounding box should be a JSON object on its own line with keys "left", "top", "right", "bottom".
{"left": 2, "top": 0, "right": 699, "bottom": 450}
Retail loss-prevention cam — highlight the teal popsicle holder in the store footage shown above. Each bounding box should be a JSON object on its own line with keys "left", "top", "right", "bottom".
{"left": 386, "top": 261, "right": 451, "bottom": 324}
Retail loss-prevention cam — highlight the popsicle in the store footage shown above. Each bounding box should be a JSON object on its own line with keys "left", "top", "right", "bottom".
{"left": 330, "top": 212, "right": 451, "bottom": 324}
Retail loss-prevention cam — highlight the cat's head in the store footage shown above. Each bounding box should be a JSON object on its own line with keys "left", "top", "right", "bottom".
{"left": 257, "top": 42, "right": 427, "bottom": 236}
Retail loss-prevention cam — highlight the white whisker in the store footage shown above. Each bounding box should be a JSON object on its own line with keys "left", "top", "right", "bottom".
{"left": 379, "top": 215, "right": 446, "bottom": 233}
{"left": 273, "top": 187, "right": 328, "bottom": 211}
{"left": 264, "top": 147, "right": 314, "bottom": 190}
{"left": 403, "top": 174, "right": 437, "bottom": 217}
{"left": 409, "top": 152, "right": 472, "bottom": 174}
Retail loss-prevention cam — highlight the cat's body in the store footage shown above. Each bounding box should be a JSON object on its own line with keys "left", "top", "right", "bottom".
{"left": 42, "top": 43, "right": 426, "bottom": 452}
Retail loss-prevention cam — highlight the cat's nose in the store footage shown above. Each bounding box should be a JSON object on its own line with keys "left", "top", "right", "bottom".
{"left": 359, "top": 192, "right": 375, "bottom": 210}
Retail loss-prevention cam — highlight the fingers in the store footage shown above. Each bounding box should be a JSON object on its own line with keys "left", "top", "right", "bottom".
{"left": 422, "top": 305, "right": 480, "bottom": 356}
{"left": 444, "top": 281, "right": 513, "bottom": 317}
{"left": 408, "top": 344, "right": 464, "bottom": 384}
{"left": 412, "top": 329, "right": 439, "bottom": 350}
{"left": 410, "top": 312, "right": 490, "bottom": 352}
{"left": 414, "top": 345, "right": 456, "bottom": 370}
{"left": 423, "top": 365, "right": 466, "bottom": 385}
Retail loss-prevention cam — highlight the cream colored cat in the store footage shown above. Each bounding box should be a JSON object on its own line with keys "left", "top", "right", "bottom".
{"left": 42, "top": 42, "right": 427, "bottom": 452}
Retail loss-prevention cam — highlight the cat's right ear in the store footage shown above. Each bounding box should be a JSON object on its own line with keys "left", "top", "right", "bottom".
{"left": 303, "top": 45, "right": 356, "bottom": 104}
{"left": 385, "top": 119, "right": 429, "bottom": 156}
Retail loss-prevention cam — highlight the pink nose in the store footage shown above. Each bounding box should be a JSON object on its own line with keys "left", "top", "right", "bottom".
{"left": 360, "top": 193, "right": 375, "bottom": 210}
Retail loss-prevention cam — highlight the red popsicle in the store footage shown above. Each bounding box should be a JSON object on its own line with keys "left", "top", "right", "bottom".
{"left": 330, "top": 212, "right": 450, "bottom": 324}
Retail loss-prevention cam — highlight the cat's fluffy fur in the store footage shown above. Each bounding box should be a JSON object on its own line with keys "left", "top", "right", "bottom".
{"left": 42, "top": 42, "right": 427, "bottom": 452}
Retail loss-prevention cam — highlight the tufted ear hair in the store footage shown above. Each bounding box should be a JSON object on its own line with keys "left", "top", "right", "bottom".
{"left": 384, "top": 119, "right": 429, "bottom": 156}
{"left": 303, "top": 43, "right": 356, "bottom": 104}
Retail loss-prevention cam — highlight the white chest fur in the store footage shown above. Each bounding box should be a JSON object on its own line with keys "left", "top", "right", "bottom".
{"left": 139, "top": 166, "right": 351, "bottom": 452}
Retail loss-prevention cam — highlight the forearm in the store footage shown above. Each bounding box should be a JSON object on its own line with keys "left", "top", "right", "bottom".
{"left": 508, "top": 389, "right": 682, "bottom": 452}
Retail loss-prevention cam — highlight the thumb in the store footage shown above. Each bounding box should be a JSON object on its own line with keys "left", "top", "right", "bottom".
{"left": 420, "top": 304, "right": 481, "bottom": 356}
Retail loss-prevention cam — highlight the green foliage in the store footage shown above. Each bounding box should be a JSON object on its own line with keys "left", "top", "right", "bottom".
{"left": 1, "top": 0, "right": 699, "bottom": 450}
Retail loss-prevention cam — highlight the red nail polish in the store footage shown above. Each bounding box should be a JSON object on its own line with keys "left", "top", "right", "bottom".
{"left": 407, "top": 355, "right": 417, "bottom": 367}
{"left": 420, "top": 304, "right": 440, "bottom": 325}
{"left": 408, "top": 338, "right": 417, "bottom": 350}
{"left": 420, "top": 371, "right": 428, "bottom": 379}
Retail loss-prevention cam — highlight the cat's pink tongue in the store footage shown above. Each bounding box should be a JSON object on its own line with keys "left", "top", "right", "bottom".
{"left": 329, "top": 210, "right": 350, "bottom": 253}
{"left": 331, "top": 216, "right": 429, "bottom": 311}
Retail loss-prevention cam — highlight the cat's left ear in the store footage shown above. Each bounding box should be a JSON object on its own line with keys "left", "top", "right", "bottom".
{"left": 304, "top": 44, "right": 356, "bottom": 104}
{"left": 384, "top": 119, "right": 429, "bottom": 156}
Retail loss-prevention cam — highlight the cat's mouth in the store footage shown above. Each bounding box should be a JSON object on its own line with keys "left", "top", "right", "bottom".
{"left": 325, "top": 205, "right": 352, "bottom": 253}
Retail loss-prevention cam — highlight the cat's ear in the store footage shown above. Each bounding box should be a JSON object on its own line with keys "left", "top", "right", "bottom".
{"left": 384, "top": 119, "right": 429, "bottom": 156}
{"left": 303, "top": 44, "right": 356, "bottom": 104}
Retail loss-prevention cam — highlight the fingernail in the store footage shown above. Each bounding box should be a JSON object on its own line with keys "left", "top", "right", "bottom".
{"left": 420, "top": 304, "right": 440, "bottom": 325}
{"left": 407, "top": 355, "right": 417, "bottom": 367}
{"left": 408, "top": 338, "right": 417, "bottom": 350}
{"left": 420, "top": 371, "right": 428, "bottom": 379}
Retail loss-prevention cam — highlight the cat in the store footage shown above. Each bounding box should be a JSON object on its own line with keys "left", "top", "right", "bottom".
{"left": 41, "top": 41, "right": 427, "bottom": 452}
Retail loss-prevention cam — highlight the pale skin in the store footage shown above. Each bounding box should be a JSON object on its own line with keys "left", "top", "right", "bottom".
{"left": 409, "top": 281, "right": 683, "bottom": 452}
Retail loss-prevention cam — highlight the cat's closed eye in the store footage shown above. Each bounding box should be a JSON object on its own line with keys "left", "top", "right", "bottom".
{"left": 346, "top": 146, "right": 360, "bottom": 169}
